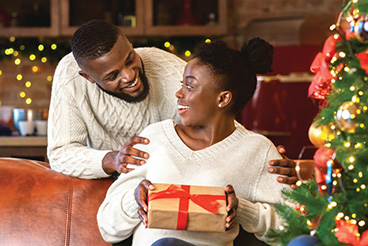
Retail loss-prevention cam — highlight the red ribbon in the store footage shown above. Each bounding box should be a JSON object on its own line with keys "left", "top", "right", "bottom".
{"left": 148, "top": 184, "right": 226, "bottom": 230}
{"left": 335, "top": 219, "right": 368, "bottom": 245}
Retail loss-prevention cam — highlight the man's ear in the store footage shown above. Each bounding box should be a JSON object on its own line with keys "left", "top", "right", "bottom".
{"left": 79, "top": 70, "right": 95, "bottom": 84}
{"left": 217, "top": 91, "right": 232, "bottom": 108}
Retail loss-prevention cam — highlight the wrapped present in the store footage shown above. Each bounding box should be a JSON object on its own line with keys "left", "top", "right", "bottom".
{"left": 147, "top": 183, "right": 227, "bottom": 232}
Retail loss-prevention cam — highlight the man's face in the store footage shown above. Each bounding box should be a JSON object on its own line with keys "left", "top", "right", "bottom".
{"left": 79, "top": 35, "right": 149, "bottom": 103}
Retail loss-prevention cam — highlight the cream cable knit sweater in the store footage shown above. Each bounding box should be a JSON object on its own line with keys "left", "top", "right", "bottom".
{"left": 97, "top": 120, "right": 289, "bottom": 246}
{"left": 47, "top": 48, "right": 186, "bottom": 179}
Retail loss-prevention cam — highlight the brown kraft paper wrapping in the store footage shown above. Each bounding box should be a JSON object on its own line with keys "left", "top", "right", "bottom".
{"left": 147, "top": 183, "right": 227, "bottom": 232}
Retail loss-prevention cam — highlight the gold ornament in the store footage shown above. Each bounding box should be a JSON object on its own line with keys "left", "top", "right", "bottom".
{"left": 308, "top": 122, "right": 335, "bottom": 147}
{"left": 335, "top": 101, "right": 368, "bottom": 133}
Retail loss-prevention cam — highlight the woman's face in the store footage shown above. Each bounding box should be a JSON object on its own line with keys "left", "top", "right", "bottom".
{"left": 175, "top": 58, "right": 222, "bottom": 127}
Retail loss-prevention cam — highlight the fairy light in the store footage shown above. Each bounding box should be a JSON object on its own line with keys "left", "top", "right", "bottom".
{"left": 344, "top": 142, "right": 351, "bottom": 147}
{"left": 25, "top": 81, "right": 31, "bottom": 88}
{"left": 339, "top": 52, "right": 346, "bottom": 57}
{"left": 352, "top": 213, "right": 356, "bottom": 218}
{"left": 51, "top": 44, "right": 57, "bottom": 50}
{"left": 361, "top": 184, "right": 366, "bottom": 189}
{"left": 349, "top": 156, "right": 355, "bottom": 162}
{"left": 16, "top": 74, "right": 23, "bottom": 81}
{"left": 353, "top": 178, "right": 358, "bottom": 183}
{"left": 348, "top": 164, "right": 355, "bottom": 170}
{"left": 47, "top": 75, "right": 53, "bottom": 81}
{"left": 279, "top": 225, "right": 285, "bottom": 230}
{"left": 330, "top": 24, "right": 337, "bottom": 30}
{"left": 345, "top": 216, "right": 350, "bottom": 220}
{"left": 344, "top": 67, "right": 350, "bottom": 72}
{"left": 13, "top": 51, "right": 19, "bottom": 56}
{"left": 334, "top": 34, "right": 339, "bottom": 39}
{"left": 20, "top": 92, "right": 26, "bottom": 98}
{"left": 350, "top": 86, "right": 356, "bottom": 91}
{"left": 364, "top": 106, "right": 368, "bottom": 111}
{"left": 38, "top": 44, "right": 44, "bottom": 51}
{"left": 25, "top": 98, "right": 32, "bottom": 104}
{"left": 359, "top": 172, "right": 363, "bottom": 178}
{"left": 333, "top": 180, "right": 337, "bottom": 186}
{"left": 164, "top": 41, "right": 170, "bottom": 48}
{"left": 352, "top": 220, "right": 357, "bottom": 224}
{"left": 185, "top": 50, "right": 191, "bottom": 57}
{"left": 20, "top": 45, "right": 25, "bottom": 50}
{"left": 326, "top": 143, "right": 332, "bottom": 148}
{"left": 353, "top": 0, "right": 359, "bottom": 3}
{"left": 337, "top": 212, "right": 344, "bottom": 219}
{"left": 356, "top": 187, "right": 360, "bottom": 192}
{"left": 321, "top": 185, "right": 327, "bottom": 190}
{"left": 32, "top": 66, "right": 39, "bottom": 72}
{"left": 296, "top": 180, "right": 302, "bottom": 186}
{"left": 307, "top": 220, "right": 312, "bottom": 226}
{"left": 358, "top": 90, "right": 364, "bottom": 96}
{"left": 9, "top": 36, "right": 15, "bottom": 42}
{"left": 331, "top": 78, "right": 336, "bottom": 83}
{"left": 205, "top": 38, "right": 211, "bottom": 43}
{"left": 359, "top": 221, "right": 366, "bottom": 227}
{"left": 355, "top": 143, "right": 362, "bottom": 148}
{"left": 41, "top": 57, "right": 47, "bottom": 63}
{"left": 360, "top": 123, "right": 365, "bottom": 128}
{"left": 14, "top": 58, "right": 21, "bottom": 65}
{"left": 29, "top": 54, "right": 36, "bottom": 61}
{"left": 0, "top": 70, "right": 2, "bottom": 76}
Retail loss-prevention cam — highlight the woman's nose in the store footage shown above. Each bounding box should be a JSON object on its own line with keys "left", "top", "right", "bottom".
{"left": 175, "top": 86, "right": 184, "bottom": 98}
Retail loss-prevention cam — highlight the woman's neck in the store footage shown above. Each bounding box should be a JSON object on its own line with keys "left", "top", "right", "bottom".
{"left": 175, "top": 117, "right": 236, "bottom": 151}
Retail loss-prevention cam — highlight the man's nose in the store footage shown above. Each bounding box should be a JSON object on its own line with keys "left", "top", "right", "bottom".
{"left": 121, "top": 68, "right": 135, "bottom": 82}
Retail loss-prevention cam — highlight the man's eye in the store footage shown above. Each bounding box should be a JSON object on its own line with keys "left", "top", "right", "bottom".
{"left": 106, "top": 73, "right": 118, "bottom": 81}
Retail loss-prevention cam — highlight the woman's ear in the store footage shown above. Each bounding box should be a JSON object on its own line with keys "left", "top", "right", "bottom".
{"left": 217, "top": 91, "right": 232, "bottom": 108}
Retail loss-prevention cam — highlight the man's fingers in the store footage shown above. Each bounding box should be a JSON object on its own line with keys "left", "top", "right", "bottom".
{"left": 268, "top": 166, "right": 296, "bottom": 176}
{"left": 269, "top": 159, "right": 295, "bottom": 168}
{"left": 277, "top": 175, "right": 298, "bottom": 185}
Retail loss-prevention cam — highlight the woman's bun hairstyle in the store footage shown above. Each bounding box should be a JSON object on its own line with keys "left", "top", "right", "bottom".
{"left": 241, "top": 37, "right": 273, "bottom": 75}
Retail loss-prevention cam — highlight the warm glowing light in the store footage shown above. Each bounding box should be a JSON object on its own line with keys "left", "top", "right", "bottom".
{"left": 205, "top": 39, "right": 211, "bottom": 43}
{"left": 352, "top": 213, "right": 356, "bottom": 218}
{"left": 352, "top": 220, "right": 357, "bottom": 224}
{"left": 353, "top": 178, "right": 358, "bottom": 183}
{"left": 344, "top": 67, "right": 350, "bottom": 72}
{"left": 359, "top": 91, "right": 364, "bottom": 96}
{"left": 355, "top": 143, "right": 362, "bottom": 148}
{"left": 350, "top": 86, "right": 356, "bottom": 91}
{"left": 326, "top": 143, "right": 332, "bottom": 148}
{"left": 16, "top": 74, "right": 23, "bottom": 81}
{"left": 339, "top": 52, "right": 346, "bottom": 57}
{"left": 356, "top": 188, "right": 360, "bottom": 192}
{"left": 25, "top": 81, "right": 31, "bottom": 88}
{"left": 345, "top": 216, "right": 350, "bottom": 220}
{"left": 333, "top": 180, "right": 337, "bottom": 185}
{"left": 29, "top": 54, "right": 36, "bottom": 61}
{"left": 307, "top": 220, "right": 312, "bottom": 226}
{"left": 348, "top": 165, "right": 354, "bottom": 170}
{"left": 164, "top": 41, "right": 170, "bottom": 48}
{"left": 353, "top": 0, "right": 359, "bottom": 3}
{"left": 361, "top": 184, "right": 366, "bottom": 189}
{"left": 360, "top": 123, "right": 365, "bottom": 128}
{"left": 0, "top": 70, "right": 2, "bottom": 76}
{"left": 51, "top": 44, "right": 57, "bottom": 50}
{"left": 20, "top": 45, "right": 25, "bottom": 50}
{"left": 321, "top": 185, "right": 327, "bottom": 190}
{"left": 20, "top": 92, "right": 26, "bottom": 98}
{"left": 296, "top": 180, "right": 302, "bottom": 186}
{"left": 334, "top": 34, "right": 339, "bottom": 39}
{"left": 359, "top": 221, "right": 366, "bottom": 226}
{"left": 185, "top": 50, "right": 191, "bottom": 57}
{"left": 279, "top": 225, "right": 285, "bottom": 230}
{"left": 13, "top": 51, "right": 19, "bottom": 56}
{"left": 359, "top": 172, "right": 363, "bottom": 178}
{"left": 337, "top": 212, "right": 344, "bottom": 218}
{"left": 32, "top": 66, "right": 39, "bottom": 72}
{"left": 41, "top": 57, "right": 47, "bottom": 63}
{"left": 38, "top": 44, "right": 44, "bottom": 51}
{"left": 349, "top": 156, "right": 355, "bottom": 162}
{"left": 330, "top": 24, "right": 337, "bottom": 30}
{"left": 47, "top": 75, "right": 53, "bottom": 81}
{"left": 9, "top": 36, "right": 15, "bottom": 42}
{"left": 25, "top": 98, "right": 32, "bottom": 104}
{"left": 14, "top": 58, "right": 21, "bottom": 65}
{"left": 344, "top": 142, "right": 351, "bottom": 147}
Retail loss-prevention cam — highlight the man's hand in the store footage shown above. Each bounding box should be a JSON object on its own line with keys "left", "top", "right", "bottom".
{"left": 134, "top": 179, "right": 154, "bottom": 228}
{"left": 225, "top": 185, "right": 238, "bottom": 231}
{"left": 102, "top": 136, "right": 150, "bottom": 174}
{"left": 268, "top": 145, "right": 315, "bottom": 188}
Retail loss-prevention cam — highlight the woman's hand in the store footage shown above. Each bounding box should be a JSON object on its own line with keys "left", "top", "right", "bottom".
{"left": 134, "top": 179, "right": 155, "bottom": 227}
{"left": 225, "top": 185, "right": 238, "bottom": 231}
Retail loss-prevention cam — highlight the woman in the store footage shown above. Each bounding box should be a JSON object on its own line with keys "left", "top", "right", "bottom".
{"left": 97, "top": 38, "right": 289, "bottom": 246}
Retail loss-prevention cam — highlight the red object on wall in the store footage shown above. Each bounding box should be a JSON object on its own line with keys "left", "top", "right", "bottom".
{"left": 241, "top": 46, "right": 322, "bottom": 159}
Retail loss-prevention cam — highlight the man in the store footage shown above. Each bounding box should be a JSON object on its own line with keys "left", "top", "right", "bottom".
{"left": 48, "top": 19, "right": 309, "bottom": 183}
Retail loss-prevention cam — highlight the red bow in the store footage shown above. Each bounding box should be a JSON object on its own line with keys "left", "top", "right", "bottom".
{"left": 148, "top": 184, "right": 226, "bottom": 230}
{"left": 335, "top": 219, "right": 368, "bottom": 245}
{"left": 308, "top": 35, "right": 339, "bottom": 98}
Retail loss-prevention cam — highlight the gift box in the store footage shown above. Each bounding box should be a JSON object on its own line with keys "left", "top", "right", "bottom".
{"left": 147, "top": 183, "right": 227, "bottom": 232}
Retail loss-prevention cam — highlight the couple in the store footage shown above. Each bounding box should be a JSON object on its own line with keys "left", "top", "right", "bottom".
{"left": 96, "top": 33, "right": 288, "bottom": 245}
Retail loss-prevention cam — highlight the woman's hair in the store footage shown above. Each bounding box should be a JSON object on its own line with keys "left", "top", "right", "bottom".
{"left": 194, "top": 38, "right": 273, "bottom": 114}
{"left": 71, "top": 19, "right": 122, "bottom": 65}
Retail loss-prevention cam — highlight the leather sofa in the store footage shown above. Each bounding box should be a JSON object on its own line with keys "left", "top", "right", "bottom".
{"left": 0, "top": 158, "right": 265, "bottom": 246}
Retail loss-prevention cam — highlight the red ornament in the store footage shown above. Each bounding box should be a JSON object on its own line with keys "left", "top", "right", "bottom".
{"left": 313, "top": 147, "right": 335, "bottom": 173}
{"left": 356, "top": 50, "right": 368, "bottom": 74}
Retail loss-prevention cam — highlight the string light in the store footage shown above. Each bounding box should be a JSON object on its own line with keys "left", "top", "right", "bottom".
{"left": 185, "top": 50, "right": 191, "bottom": 57}
{"left": 19, "top": 92, "right": 26, "bottom": 98}
{"left": 205, "top": 38, "right": 211, "bottom": 43}
{"left": 25, "top": 81, "right": 31, "bottom": 88}
{"left": 29, "top": 54, "right": 36, "bottom": 61}
{"left": 14, "top": 58, "right": 21, "bottom": 65}
{"left": 13, "top": 51, "right": 19, "bottom": 56}
{"left": 359, "top": 221, "right": 366, "bottom": 227}
{"left": 16, "top": 74, "right": 23, "bottom": 81}
{"left": 350, "top": 86, "right": 356, "bottom": 91}
{"left": 51, "top": 44, "right": 57, "bottom": 50}
{"left": 9, "top": 36, "right": 15, "bottom": 42}
{"left": 47, "top": 75, "right": 53, "bottom": 81}
{"left": 0, "top": 70, "right": 2, "bottom": 76}
{"left": 38, "top": 44, "right": 44, "bottom": 51}
{"left": 41, "top": 57, "right": 47, "bottom": 63}
{"left": 359, "top": 172, "right": 363, "bottom": 178}
{"left": 20, "top": 45, "right": 25, "bottom": 50}
{"left": 361, "top": 184, "right": 366, "bottom": 189}
{"left": 25, "top": 98, "right": 32, "bottom": 104}
{"left": 32, "top": 66, "right": 39, "bottom": 72}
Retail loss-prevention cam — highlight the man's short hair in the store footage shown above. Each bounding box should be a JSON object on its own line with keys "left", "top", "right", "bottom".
{"left": 71, "top": 19, "right": 122, "bottom": 65}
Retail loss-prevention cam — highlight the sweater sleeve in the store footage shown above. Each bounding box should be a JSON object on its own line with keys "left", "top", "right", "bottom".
{"left": 235, "top": 141, "right": 289, "bottom": 244}
{"left": 47, "top": 56, "right": 110, "bottom": 179}
{"left": 97, "top": 168, "right": 147, "bottom": 243}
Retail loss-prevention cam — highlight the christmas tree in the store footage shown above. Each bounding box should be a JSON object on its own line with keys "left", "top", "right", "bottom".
{"left": 268, "top": 0, "right": 368, "bottom": 245}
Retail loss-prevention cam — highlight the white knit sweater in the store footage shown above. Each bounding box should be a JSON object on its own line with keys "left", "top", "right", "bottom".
{"left": 97, "top": 120, "right": 289, "bottom": 246}
{"left": 47, "top": 48, "right": 186, "bottom": 179}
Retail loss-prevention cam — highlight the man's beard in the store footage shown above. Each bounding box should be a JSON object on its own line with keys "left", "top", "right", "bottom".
{"left": 96, "top": 71, "right": 150, "bottom": 103}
